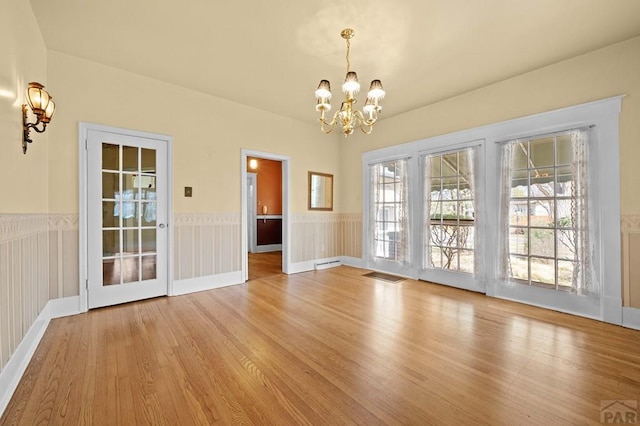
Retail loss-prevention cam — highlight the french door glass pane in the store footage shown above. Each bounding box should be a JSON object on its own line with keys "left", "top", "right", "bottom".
{"left": 122, "top": 146, "right": 138, "bottom": 171}
{"left": 101, "top": 143, "right": 158, "bottom": 286}
{"left": 102, "top": 143, "right": 119, "bottom": 170}
{"left": 102, "top": 201, "right": 117, "bottom": 227}
{"left": 122, "top": 256, "right": 140, "bottom": 283}
{"left": 103, "top": 259, "right": 120, "bottom": 286}
{"left": 102, "top": 230, "right": 120, "bottom": 256}
{"left": 102, "top": 172, "right": 119, "bottom": 198}
{"left": 142, "top": 256, "right": 157, "bottom": 280}
{"left": 530, "top": 257, "right": 555, "bottom": 285}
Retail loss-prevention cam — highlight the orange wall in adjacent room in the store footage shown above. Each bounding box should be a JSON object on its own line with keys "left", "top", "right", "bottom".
{"left": 248, "top": 157, "right": 282, "bottom": 215}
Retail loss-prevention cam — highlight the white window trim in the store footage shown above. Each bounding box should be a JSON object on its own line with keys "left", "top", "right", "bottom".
{"left": 362, "top": 96, "right": 623, "bottom": 324}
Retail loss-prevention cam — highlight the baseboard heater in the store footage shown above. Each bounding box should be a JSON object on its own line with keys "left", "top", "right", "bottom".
{"left": 315, "top": 259, "right": 341, "bottom": 270}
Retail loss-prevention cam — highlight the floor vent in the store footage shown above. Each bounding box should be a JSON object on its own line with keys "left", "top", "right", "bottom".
{"left": 363, "top": 271, "right": 405, "bottom": 283}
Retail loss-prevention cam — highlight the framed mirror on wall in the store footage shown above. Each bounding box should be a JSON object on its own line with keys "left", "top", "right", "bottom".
{"left": 308, "top": 171, "right": 333, "bottom": 211}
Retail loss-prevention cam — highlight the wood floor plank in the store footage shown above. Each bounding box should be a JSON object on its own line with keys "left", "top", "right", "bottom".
{"left": 3, "top": 266, "right": 640, "bottom": 425}
{"left": 248, "top": 251, "right": 282, "bottom": 280}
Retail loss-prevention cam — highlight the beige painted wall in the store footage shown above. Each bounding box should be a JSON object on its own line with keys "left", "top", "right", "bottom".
{"left": 0, "top": 0, "right": 49, "bottom": 213}
{"left": 46, "top": 50, "right": 341, "bottom": 215}
{"left": 338, "top": 36, "right": 640, "bottom": 214}
{"left": 0, "top": 0, "right": 51, "bottom": 375}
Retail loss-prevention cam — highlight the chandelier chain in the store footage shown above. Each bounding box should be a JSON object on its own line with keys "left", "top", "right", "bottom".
{"left": 345, "top": 37, "right": 351, "bottom": 72}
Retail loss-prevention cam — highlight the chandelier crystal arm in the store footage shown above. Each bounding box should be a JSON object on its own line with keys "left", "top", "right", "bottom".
{"left": 318, "top": 109, "right": 338, "bottom": 134}
{"left": 353, "top": 110, "right": 374, "bottom": 134}
{"left": 354, "top": 109, "right": 376, "bottom": 127}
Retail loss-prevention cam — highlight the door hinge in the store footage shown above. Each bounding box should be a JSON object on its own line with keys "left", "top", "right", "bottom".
{"left": 85, "top": 138, "right": 88, "bottom": 150}
{"left": 86, "top": 279, "right": 89, "bottom": 290}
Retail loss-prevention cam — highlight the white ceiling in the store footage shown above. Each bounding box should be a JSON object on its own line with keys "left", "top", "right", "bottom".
{"left": 29, "top": 0, "right": 640, "bottom": 124}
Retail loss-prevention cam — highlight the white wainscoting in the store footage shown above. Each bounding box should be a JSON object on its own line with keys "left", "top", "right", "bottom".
{"left": 0, "top": 215, "right": 49, "bottom": 377}
{"left": 621, "top": 214, "right": 640, "bottom": 309}
{"left": 173, "top": 271, "right": 243, "bottom": 295}
{"left": 290, "top": 213, "right": 362, "bottom": 264}
{"left": 174, "top": 213, "right": 242, "bottom": 280}
{"left": 48, "top": 214, "right": 80, "bottom": 298}
{"left": 340, "top": 213, "right": 363, "bottom": 260}
{"left": 0, "top": 295, "right": 81, "bottom": 417}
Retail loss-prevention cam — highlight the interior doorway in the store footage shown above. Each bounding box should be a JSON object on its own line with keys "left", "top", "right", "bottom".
{"left": 246, "top": 166, "right": 282, "bottom": 280}
{"left": 241, "top": 150, "right": 291, "bottom": 281}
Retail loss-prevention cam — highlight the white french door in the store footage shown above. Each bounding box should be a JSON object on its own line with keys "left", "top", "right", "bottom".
{"left": 368, "top": 158, "right": 413, "bottom": 276}
{"left": 419, "top": 145, "right": 484, "bottom": 292}
{"left": 86, "top": 129, "right": 169, "bottom": 309}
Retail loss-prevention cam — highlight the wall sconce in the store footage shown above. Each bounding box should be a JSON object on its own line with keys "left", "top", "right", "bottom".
{"left": 22, "top": 82, "right": 56, "bottom": 154}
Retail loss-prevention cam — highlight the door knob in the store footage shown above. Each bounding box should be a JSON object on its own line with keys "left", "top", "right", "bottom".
{"left": 158, "top": 223, "right": 166, "bottom": 228}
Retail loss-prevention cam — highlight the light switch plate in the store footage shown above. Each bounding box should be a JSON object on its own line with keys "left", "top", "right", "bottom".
{"left": 184, "top": 186, "right": 193, "bottom": 197}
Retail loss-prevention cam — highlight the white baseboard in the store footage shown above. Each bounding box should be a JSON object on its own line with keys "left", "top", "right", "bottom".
{"left": 0, "top": 295, "right": 81, "bottom": 418}
{"left": 623, "top": 306, "right": 640, "bottom": 331}
{"left": 289, "top": 257, "right": 346, "bottom": 274}
{"left": 172, "top": 271, "right": 243, "bottom": 296}
{"left": 48, "top": 295, "right": 82, "bottom": 319}
{"left": 253, "top": 244, "right": 282, "bottom": 253}
{"left": 289, "top": 260, "right": 316, "bottom": 274}
{"left": 602, "top": 295, "right": 623, "bottom": 325}
{"left": 340, "top": 256, "right": 364, "bottom": 268}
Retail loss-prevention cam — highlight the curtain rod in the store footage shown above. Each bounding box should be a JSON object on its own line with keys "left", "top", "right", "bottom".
{"left": 494, "top": 124, "right": 595, "bottom": 145}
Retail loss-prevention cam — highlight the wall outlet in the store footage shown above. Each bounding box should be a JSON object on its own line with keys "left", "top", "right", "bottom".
{"left": 184, "top": 186, "right": 193, "bottom": 197}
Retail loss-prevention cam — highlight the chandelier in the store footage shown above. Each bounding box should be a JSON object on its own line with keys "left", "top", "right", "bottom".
{"left": 314, "top": 28, "right": 385, "bottom": 136}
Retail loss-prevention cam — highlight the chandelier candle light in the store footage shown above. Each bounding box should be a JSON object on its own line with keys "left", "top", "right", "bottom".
{"left": 315, "top": 28, "right": 385, "bottom": 136}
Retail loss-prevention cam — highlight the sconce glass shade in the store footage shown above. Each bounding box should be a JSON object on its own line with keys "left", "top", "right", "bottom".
{"left": 367, "top": 80, "right": 385, "bottom": 100}
{"left": 41, "top": 98, "right": 56, "bottom": 123}
{"left": 315, "top": 80, "right": 332, "bottom": 99}
{"left": 22, "top": 81, "right": 55, "bottom": 154}
{"left": 249, "top": 159, "right": 258, "bottom": 169}
{"left": 342, "top": 71, "right": 360, "bottom": 94}
{"left": 26, "top": 82, "right": 51, "bottom": 115}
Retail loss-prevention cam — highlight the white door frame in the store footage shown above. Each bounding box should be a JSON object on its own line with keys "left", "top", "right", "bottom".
{"left": 247, "top": 172, "right": 257, "bottom": 253}
{"left": 241, "top": 150, "right": 291, "bottom": 281}
{"left": 79, "top": 122, "right": 174, "bottom": 312}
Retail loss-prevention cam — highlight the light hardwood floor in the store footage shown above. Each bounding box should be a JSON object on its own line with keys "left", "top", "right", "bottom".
{"left": 2, "top": 266, "right": 640, "bottom": 425}
{"left": 248, "top": 251, "right": 282, "bottom": 281}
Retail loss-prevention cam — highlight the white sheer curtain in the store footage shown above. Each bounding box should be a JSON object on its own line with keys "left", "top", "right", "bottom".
{"left": 465, "top": 148, "right": 482, "bottom": 278}
{"left": 570, "top": 129, "right": 596, "bottom": 294}
{"left": 369, "top": 163, "right": 380, "bottom": 262}
{"left": 423, "top": 156, "right": 432, "bottom": 268}
{"left": 499, "top": 142, "right": 515, "bottom": 284}
{"left": 369, "top": 160, "right": 410, "bottom": 265}
{"left": 397, "top": 160, "right": 410, "bottom": 264}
